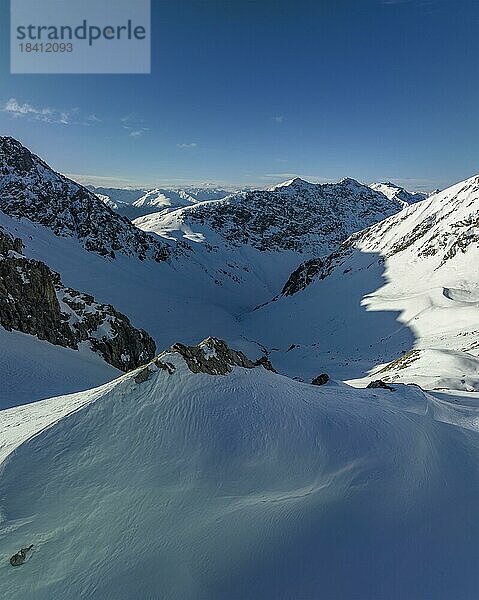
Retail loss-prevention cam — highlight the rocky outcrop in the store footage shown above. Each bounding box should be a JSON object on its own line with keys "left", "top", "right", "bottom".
{"left": 253, "top": 355, "right": 277, "bottom": 372}
{"left": 366, "top": 380, "right": 395, "bottom": 391}
{"left": 281, "top": 241, "right": 354, "bottom": 296}
{"left": 9, "top": 545, "right": 34, "bottom": 567}
{"left": 169, "top": 338, "right": 257, "bottom": 375}
{"left": 133, "top": 337, "right": 276, "bottom": 381}
{"left": 311, "top": 373, "right": 330, "bottom": 386}
{"left": 0, "top": 136, "right": 169, "bottom": 262}
{"left": 0, "top": 227, "right": 156, "bottom": 371}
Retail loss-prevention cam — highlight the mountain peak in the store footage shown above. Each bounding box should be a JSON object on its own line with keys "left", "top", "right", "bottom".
{"left": 268, "top": 177, "right": 312, "bottom": 190}
{"left": 338, "top": 177, "right": 363, "bottom": 187}
{"left": 0, "top": 136, "right": 49, "bottom": 175}
{"left": 0, "top": 138, "right": 170, "bottom": 262}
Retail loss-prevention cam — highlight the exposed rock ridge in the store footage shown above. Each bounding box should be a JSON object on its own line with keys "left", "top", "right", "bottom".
{"left": 0, "top": 136, "right": 170, "bottom": 262}
{"left": 0, "top": 226, "right": 156, "bottom": 370}
{"left": 134, "top": 337, "right": 276, "bottom": 381}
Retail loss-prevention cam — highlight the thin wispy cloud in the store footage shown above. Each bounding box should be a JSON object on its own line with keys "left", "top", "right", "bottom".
{"left": 128, "top": 128, "right": 149, "bottom": 138}
{"left": 380, "top": 0, "right": 444, "bottom": 9}
{"left": 2, "top": 98, "right": 71, "bottom": 124}
{"left": 120, "top": 113, "right": 141, "bottom": 124}
{"left": 86, "top": 114, "right": 102, "bottom": 123}
{"left": 1, "top": 98, "right": 99, "bottom": 126}
{"left": 273, "top": 115, "right": 284, "bottom": 123}
{"left": 64, "top": 172, "right": 137, "bottom": 187}
{"left": 120, "top": 114, "right": 149, "bottom": 137}
{"left": 261, "top": 172, "right": 298, "bottom": 179}
{"left": 177, "top": 142, "right": 198, "bottom": 148}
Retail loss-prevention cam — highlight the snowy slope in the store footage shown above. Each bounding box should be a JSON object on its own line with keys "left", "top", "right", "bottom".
{"left": 0, "top": 137, "right": 169, "bottom": 261}
{"left": 243, "top": 176, "right": 479, "bottom": 388}
{"left": 90, "top": 185, "right": 237, "bottom": 220}
{"left": 369, "top": 182, "right": 428, "bottom": 206}
{"left": 0, "top": 338, "right": 478, "bottom": 599}
{"left": 0, "top": 327, "right": 119, "bottom": 409}
{"left": 143, "top": 177, "right": 405, "bottom": 254}
{"left": 134, "top": 177, "right": 406, "bottom": 302}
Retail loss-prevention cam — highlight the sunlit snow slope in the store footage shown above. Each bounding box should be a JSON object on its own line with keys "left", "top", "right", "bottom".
{"left": 243, "top": 176, "right": 479, "bottom": 389}
{"left": 1, "top": 340, "right": 478, "bottom": 599}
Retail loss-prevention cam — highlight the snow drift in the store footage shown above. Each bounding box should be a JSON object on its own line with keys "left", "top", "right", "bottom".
{"left": 1, "top": 339, "right": 478, "bottom": 599}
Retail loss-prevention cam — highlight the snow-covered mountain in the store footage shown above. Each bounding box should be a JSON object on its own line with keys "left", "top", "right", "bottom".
{"left": 134, "top": 176, "right": 407, "bottom": 303}
{"left": 1, "top": 337, "right": 478, "bottom": 599}
{"left": 244, "top": 176, "right": 479, "bottom": 389}
{"left": 90, "top": 185, "right": 237, "bottom": 220}
{"left": 0, "top": 138, "right": 169, "bottom": 262}
{"left": 142, "top": 177, "right": 405, "bottom": 254}
{"left": 85, "top": 185, "right": 146, "bottom": 205}
{"left": 369, "top": 181, "right": 429, "bottom": 206}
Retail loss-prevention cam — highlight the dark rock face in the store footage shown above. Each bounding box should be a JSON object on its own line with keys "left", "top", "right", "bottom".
{"left": 281, "top": 241, "right": 354, "bottom": 296}
{"left": 9, "top": 545, "right": 33, "bottom": 567}
{"left": 253, "top": 355, "right": 277, "bottom": 372}
{"left": 0, "top": 228, "right": 76, "bottom": 348}
{"left": 0, "top": 227, "right": 156, "bottom": 371}
{"left": 366, "top": 380, "right": 395, "bottom": 391}
{"left": 133, "top": 338, "right": 276, "bottom": 383}
{"left": 311, "top": 373, "right": 330, "bottom": 386}
{"left": 0, "top": 136, "right": 169, "bottom": 262}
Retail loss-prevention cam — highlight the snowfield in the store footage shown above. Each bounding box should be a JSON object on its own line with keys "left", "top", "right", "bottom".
{"left": 0, "top": 328, "right": 119, "bottom": 409}
{"left": 1, "top": 348, "right": 478, "bottom": 599}
{"left": 243, "top": 176, "right": 479, "bottom": 390}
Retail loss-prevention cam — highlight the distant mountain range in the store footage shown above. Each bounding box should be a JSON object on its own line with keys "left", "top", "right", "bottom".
{"left": 87, "top": 184, "right": 243, "bottom": 220}
{"left": 88, "top": 179, "right": 432, "bottom": 222}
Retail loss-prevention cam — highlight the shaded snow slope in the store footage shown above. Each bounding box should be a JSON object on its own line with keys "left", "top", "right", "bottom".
{"left": 0, "top": 328, "right": 119, "bottom": 409}
{"left": 0, "top": 341, "right": 478, "bottom": 599}
{"left": 244, "top": 176, "right": 479, "bottom": 388}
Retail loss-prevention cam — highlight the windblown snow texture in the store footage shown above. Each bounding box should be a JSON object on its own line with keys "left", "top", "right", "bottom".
{"left": 0, "top": 340, "right": 478, "bottom": 599}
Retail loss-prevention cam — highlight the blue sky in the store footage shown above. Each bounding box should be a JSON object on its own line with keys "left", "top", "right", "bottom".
{"left": 0, "top": 0, "right": 478, "bottom": 190}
